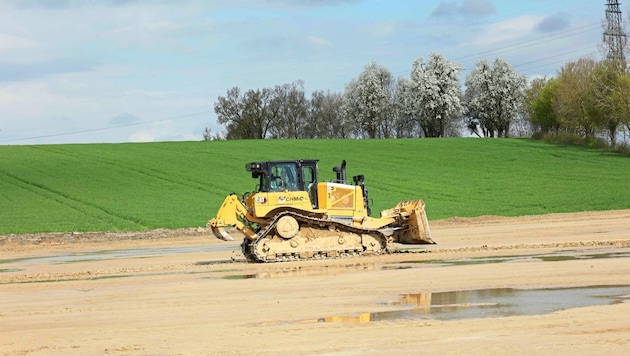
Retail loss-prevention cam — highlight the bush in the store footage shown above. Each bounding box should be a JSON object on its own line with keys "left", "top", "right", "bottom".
{"left": 531, "top": 130, "right": 630, "bottom": 156}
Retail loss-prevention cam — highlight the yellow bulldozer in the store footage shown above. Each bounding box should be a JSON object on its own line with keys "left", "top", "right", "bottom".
{"left": 208, "top": 159, "right": 434, "bottom": 262}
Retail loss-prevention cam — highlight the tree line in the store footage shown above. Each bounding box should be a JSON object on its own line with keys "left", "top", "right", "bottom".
{"left": 209, "top": 54, "right": 528, "bottom": 140}
{"left": 209, "top": 81, "right": 347, "bottom": 140}
{"left": 209, "top": 53, "right": 630, "bottom": 147}
{"left": 526, "top": 58, "right": 630, "bottom": 147}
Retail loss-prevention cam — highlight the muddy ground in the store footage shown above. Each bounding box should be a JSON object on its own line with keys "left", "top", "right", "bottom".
{"left": 1, "top": 210, "right": 630, "bottom": 355}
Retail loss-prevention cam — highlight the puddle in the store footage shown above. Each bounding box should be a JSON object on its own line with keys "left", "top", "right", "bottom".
{"left": 403, "top": 249, "right": 630, "bottom": 267}
{"left": 0, "top": 268, "right": 24, "bottom": 273}
{"left": 318, "top": 285, "right": 630, "bottom": 323}
{"left": 1, "top": 244, "right": 239, "bottom": 265}
{"left": 538, "top": 251, "right": 630, "bottom": 262}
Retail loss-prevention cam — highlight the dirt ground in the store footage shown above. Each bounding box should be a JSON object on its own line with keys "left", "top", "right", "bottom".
{"left": 1, "top": 210, "right": 630, "bottom": 355}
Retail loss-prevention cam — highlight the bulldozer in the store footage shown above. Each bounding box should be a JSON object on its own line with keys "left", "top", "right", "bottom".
{"left": 208, "top": 159, "right": 434, "bottom": 262}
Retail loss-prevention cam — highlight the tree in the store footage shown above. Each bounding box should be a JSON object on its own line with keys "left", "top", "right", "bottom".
{"left": 464, "top": 58, "right": 527, "bottom": 138}
{"left": 591, "top": 60, "right": 626, "bottom": 146}
{"left": 393, "top": 77, "right": 419, "bottom": 138}
{"left": 554, "top": 58, "right": 598, "bottom": 139}
{"left": 268, "top": 81, "right": 308, "bottom": 139}
{"left": 214, "top": 86, "right": 278, "bottom": 139}
{"left": 525, "top": 77, "right": 560, "bottom": 134}
{"left": 592, "top": 60, "right": 630, "bottom": 147}
{"left": 202, "top": 127, "right": 212, "bottom": 141}
{"left": 243, "top": 87, "right": 276, "bottom": 139}
{"left": 306, "top": 90, "right": 347, "bottom": 138}
{"left": 214, "top": 87, "right": 245, "bottom": 139}
{"left": 202, "top": 127, "right": 224, "bottom": 141}
{"left": 609, "top": 70, "right": 630, "bottom": 134}
{"left": 407, "top": 53, "right": 464, "bottom": 137}
{"left": 342, "top": 62, "right": 394, "bottom": 138}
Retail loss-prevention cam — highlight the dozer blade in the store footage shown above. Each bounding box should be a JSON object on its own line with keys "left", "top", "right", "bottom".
{"left": 211, "top": 225, "right": 234, "bottom": 241}
{"left": 382, "top": 200, "right": 435, "bottom": 245}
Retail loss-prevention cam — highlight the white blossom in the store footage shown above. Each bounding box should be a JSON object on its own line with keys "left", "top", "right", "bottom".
{"left": 464, "top": 58, "right": 526, "bottom": 137}
{"left": 407, "top": 53, "right": 464, "bottom": 137}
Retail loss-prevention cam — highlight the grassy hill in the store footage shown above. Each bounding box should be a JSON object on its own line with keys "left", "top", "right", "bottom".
{"left": 1, "top": 138, "right": 629, "bottom": 235}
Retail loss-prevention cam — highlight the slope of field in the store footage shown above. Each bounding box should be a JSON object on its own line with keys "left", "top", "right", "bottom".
{"left": 1, "top": 138, "right": 629, "bottom": 234}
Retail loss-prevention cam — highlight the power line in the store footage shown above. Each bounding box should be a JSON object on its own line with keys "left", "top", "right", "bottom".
{"left": 0, "top": 110, "right": 212, "bottom": 143}
{"left": 453, "top": 23, "right": 600, "bottom": 62}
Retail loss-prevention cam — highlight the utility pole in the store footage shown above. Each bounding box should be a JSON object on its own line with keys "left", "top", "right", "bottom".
{"left": 603, "top": 0, "right": 627, "bottom": 65}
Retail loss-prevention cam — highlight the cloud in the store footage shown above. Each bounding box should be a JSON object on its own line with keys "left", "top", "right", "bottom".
{"left": 122, "top": 89, "right": 178, "bottom": 98}
{"left": 305, "top": 0, "right": 359, "bottom": 4}
{"left": 128, "top": 120, "right": 180, "bottom": 142}
{"left": 367, "top": 21, "right": 398, "bottom": 38}
{"left": 430, "top": 0, "right": 495, "bottom": 19}
{"left": 0, "top": 57, "right": 101, "bottom": 83}
{"left": 430, "top": 1, "right": 457, "bottom": 18}
{"left": 129, "top": 129, "right": 158, "bottom": 143}
{"left": 6, "top": 0, "right": 140, "bottom": 9}
{"left": 0, "top": 34, "right": 40, "bottom": 54}
{"left": 471, "top": 15, "right": 540, "bottom": 46}
{"left": 307, "top": 36, "right": 332, "bottom": 47}
{"left": 266, "top": 0, "right": 360, "bottom": 7}
{"left": 105, "top": 20, "right": 184, "bottom": 48}
{"left": 109, "top": 113, "right": 142, "bottom": 126}
{"left": 9, "top": 0, "right": 359, "bottom": 11}
{"left": 535, "top": 12, "right": 570, "bottom": 33}
{"left": 459, "top": 0, "right": 495, "bottom": 17}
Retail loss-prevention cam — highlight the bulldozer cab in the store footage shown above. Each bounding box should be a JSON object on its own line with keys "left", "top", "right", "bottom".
{"left": 246, "top": 160, "right": 319, "bottom": 207}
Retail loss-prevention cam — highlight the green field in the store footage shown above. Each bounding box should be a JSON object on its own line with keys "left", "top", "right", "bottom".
{"left": 1, "top": 138, "right": 629, "bottom": 235}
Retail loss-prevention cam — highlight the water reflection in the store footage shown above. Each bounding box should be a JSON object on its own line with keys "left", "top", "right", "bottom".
{"left": 222, "top": 263, "right": 380, "bottom": 279}
{"left": 403, "top": 250, "right": 630, "bottom": 267}
{"left": 319, "top": 285, "right": 630, "bottom": 323}
{"left": 1, "top": 245, "right": 238, "bottom": 265}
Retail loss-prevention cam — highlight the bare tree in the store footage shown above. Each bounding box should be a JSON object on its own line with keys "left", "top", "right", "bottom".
{"left": 307, "top": 90, "right": 346, "bottom": 138}
{"left": 202, "top": 127, "right": 224, "bottom": 141}
{"left": 214, "top": 86, "right": 277, "bottom": 139}
{"left": 269, "top": 81, "right": 308, "bottom": 139}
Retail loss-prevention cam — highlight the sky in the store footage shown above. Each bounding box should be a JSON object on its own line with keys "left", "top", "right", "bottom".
{"left": 0, "top": 0, "right": 617, "bottom": 145}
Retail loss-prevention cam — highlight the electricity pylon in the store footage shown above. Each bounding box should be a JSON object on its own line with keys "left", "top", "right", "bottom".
{"left": 603, "top": 0, "right": 627, "bottom": 65}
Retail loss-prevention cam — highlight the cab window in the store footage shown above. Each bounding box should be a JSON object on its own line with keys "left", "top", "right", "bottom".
{"left": 302, "top": 166, "right": 317, "bottom": 207}
{"left": 269, "top": 163, "right": 298, "bottom": 191}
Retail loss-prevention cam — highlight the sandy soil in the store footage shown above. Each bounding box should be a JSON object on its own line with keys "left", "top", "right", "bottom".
{"left": 1, "top": 210, "right": 630, "bottom": 355}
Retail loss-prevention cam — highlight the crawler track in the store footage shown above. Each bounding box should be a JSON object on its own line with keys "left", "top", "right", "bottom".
{"left": 241, "top": 211, "right": 393, "bottom": 263}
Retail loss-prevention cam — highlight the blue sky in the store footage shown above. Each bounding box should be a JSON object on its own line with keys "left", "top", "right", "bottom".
{"left": 0, "top": 0, "right": 615, "bottom": 144}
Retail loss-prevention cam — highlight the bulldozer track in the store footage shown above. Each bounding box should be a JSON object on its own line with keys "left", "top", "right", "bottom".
{"left": 241, "top": 211, "right": 392, "bottom": 263}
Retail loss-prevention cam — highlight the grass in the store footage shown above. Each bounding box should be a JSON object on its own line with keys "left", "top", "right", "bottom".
{"left": 1, "top": 138, "right": 629, "bottom": 235}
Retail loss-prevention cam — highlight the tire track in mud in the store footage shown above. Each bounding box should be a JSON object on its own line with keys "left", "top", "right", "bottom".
{"left": 0, "top": 263, "right": 202, "bottom": 285}
{"left": 427, "top": 239, "right": 630, "bottom": 253}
